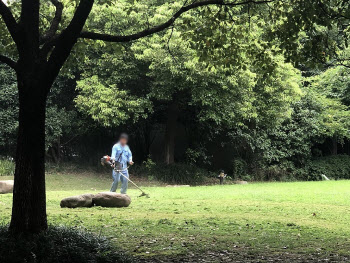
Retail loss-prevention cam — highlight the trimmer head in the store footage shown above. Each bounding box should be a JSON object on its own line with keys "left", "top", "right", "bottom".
{"left": 139, "top": 192, "right": 150, "bottom": 198}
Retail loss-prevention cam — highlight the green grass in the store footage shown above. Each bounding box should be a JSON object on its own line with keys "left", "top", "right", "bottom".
{"left": 1, "top": 173, "right": 350, "bottom": 260}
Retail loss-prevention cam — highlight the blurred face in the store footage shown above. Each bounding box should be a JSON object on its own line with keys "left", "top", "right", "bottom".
{"left": 119, "top": 137, "right": 128, "bottom": 146}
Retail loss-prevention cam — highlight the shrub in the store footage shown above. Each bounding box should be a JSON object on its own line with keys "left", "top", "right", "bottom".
{"left": 127, "top": 164, "right": 148, "bottom": 178}
{"left": 150, "top": 163, "right": 208, "bottom": 185}
{"left": 306, "top": 155, "right": 350, "bottom": 180}
{"left": 232, "top": 158, "right": 248, "bottom": 179}
{"left": 143, "top": 155, "right": 156, "bottom": 174}
{"left": 243, "top": 155, "right": 350, "bottom": 181}
{"left": 0, "top": 158, "right": 15, "bottom": 176}
{"left": 0, "top": 225, "right": 133, "bottom": 263}
{"left": 251, "top": 164, "right": 297, "bottom": 182}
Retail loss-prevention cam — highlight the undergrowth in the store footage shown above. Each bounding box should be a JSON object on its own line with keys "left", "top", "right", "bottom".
{"left": 0, "top": 225, "right": 132, "bottom": 263}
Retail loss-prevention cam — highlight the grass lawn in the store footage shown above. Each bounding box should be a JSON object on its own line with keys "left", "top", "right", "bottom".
{"left": 1, "top": 173, "right": 350, "bottom": 261}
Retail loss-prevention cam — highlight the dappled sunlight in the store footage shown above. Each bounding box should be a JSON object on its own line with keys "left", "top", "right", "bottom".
{"left": 2, "top": 174, "right": 350, "bottom": 260}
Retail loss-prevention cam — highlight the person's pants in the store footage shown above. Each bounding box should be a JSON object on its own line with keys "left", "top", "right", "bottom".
{"left": 110, "top": 169, "right": 129, "bottom": 194}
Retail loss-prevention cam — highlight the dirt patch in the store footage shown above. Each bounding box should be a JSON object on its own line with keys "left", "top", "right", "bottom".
{"left": 136, "top": 250, "right": 349, "bottom": 262}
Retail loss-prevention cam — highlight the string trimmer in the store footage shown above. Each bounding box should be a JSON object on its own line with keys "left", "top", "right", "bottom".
{"left": 101, "top": 155, "right": 150, "bottom": 198}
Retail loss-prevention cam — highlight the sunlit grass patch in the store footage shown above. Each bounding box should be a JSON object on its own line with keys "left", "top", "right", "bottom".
{"left": 1, "top": 174, "right": 350, "bottom": 260}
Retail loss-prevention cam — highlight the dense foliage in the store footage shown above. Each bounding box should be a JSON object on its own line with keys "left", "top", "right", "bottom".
{"left": 1, "top": 0, "right": 350, "bottom": 180}
{"left": 148, "top": 163, "right": 210, "bottom": 185}
{"left": 306, "top": 155, "right": 350, "bottom": 181}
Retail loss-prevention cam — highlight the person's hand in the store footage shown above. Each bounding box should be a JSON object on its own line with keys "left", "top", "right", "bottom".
{"left": 129, "top": 161, "right": 134, "bottom": 165}
{"left": 111, "top": 162, "right": 115, "bottom": 168}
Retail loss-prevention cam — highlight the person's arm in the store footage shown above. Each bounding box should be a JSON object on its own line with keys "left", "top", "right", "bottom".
{"left": 111, "top": 144, "right": 118, "bottom": 162}
{"left": 127, "top": 147, "right": 133, "bottom": 165}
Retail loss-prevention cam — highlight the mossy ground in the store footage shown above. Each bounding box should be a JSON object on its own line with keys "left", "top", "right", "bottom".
{"left": 1, "top": 173, "right": 350, "bottom": 261}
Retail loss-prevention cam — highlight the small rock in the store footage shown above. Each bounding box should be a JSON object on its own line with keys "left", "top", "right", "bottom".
{"left": 0, "top": 180, "right": 14, "bottom": 194}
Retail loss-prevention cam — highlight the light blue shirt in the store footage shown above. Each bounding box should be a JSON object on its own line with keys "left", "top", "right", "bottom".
{"left": 111, "top": 143, "right": 132, "bottom": 166}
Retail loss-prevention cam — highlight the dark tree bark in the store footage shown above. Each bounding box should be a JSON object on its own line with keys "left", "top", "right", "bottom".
{"left": 331, "top": 135, "right": 338, "bottom": 155}
{"left": 49, "top": 140, "right": 60, "bottom": 164}
{"left": 10, "top": 76, "right": 48, "bottom": 233}
{"left": 7, "top": 0, "right": 48, "bottom": 233}
{"left": 164, "top": 102, "right": 179, "bottom": 164}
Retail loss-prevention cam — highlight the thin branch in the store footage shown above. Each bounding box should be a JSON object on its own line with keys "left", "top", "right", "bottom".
{"left": 79, "top": 0, "right": 273, "bottom": 43}
{"left": 41, "top": 0, "right": 63, "bottom": 43}
{"left": 0, "top": 0, "right": 19, "bottom": 44}
{"left": 0, "top": 54, "right": 17, "bottom": 70}
{"left": 61, "top": 134, "right": 79, "bottom": 146}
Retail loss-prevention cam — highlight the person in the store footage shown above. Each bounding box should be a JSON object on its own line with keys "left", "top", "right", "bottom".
{"left": 218, "top": 170, "right": 227, "bottom": 185}
{"left": 110, "top": 133, "right": 134, "bottom": 193}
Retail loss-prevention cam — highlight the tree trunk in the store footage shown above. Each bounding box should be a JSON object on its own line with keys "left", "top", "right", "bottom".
{"left": 9, "top": 78, "right": 48, "bottom": 233}
{"left": 49, "top": 138, "right": 61, "bottom": 164}
{"left": 332, "top": 135, "right": 338, "bottom": 155}
{"left": 164, "top": 102, "right": 179, "bottom": 164}
{"left": 1, "top": 0, "right": 93, "bottom": 235}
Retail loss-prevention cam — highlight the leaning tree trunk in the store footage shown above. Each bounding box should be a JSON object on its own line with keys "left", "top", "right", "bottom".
{"left": 9, "top": 77, "right": 48, "bottom": 233}
{"left": 164, "top": 102, "right": 179, "bottom": 164}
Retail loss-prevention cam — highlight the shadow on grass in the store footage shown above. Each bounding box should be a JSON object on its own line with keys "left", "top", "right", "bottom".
{"left": 0, "top": 225, "right": 133, "bottom": 263}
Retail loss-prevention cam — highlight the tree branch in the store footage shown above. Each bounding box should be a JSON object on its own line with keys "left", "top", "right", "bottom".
{"left": 0, "top": 0, "right": 19, "bottom": 44}
{"left": 44, "top": 0, "right": 94, "bottom": 87}
{"left": 79, "top": 0, "right": 273, "bottom": 42}
{"left": 19, "top": 0, "right": 40, "bottom": 58}
{"left": 40, "top": 0, "right": 63, "bottom": 43}
{"left": 0, "top": 54, "right": 17, "bottom": 70}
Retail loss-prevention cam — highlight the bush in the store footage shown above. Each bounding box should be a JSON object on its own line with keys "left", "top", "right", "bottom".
{"left": 150, "top": 163, "right": 208, "bottom": 185}
{"left": 240, "top": 155, "right": 350, "bottom": 181}
{"left": 232, "top": 158, "right": 248, "bottom": 179}
{"left": 251, "top": 164, "right": 298, "bottom": 182}
{"left": 0, "top": 158, "right": 15, "bottom": 176}
{"left": 0, "top": 225, "right": 133, "bottom": 263}
{"left": 306, "top": 155, "right": 350, "bottom": 180}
